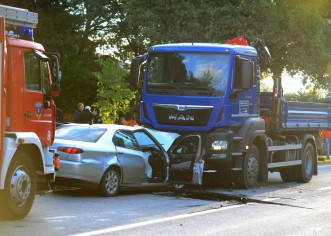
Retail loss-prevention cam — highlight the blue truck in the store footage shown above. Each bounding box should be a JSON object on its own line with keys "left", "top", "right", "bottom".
{"left": 130, "top": 36, "right": 331, "bottom": 189}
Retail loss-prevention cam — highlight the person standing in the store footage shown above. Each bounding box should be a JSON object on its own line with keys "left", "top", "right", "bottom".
{"left": 73, "top": 103, "right": 84, "bottom": 122}
{"left": 93, "top": 108, "right": 103, "bottom": 124}
{"left": 321, "top": 130, "right": 331, "bottom": 159}
{"left": 56, "top": 108, "right": 64, "bottom": 122}
{"left": 77, "top": 106, "right": 97, "bottom": 124}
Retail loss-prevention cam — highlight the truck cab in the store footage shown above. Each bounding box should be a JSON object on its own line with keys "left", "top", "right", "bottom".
{"left": 131, "top": 43, "right": 260, "bottom": 133}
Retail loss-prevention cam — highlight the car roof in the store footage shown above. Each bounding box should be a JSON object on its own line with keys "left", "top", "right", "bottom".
{"left": 59, "top": 123, "right": 143, "bottom": 131}
{"left": 59, "top": 123, "right": 145, "bottom": 135}
{"left": 56, "top": 123, "right": 179, "bottom": 151}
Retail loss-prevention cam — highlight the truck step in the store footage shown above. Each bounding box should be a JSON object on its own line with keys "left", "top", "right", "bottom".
{"left": 233, "top": 136, "right": 243, "bottom": 140}
{"left": 232, "top": 152, "right": 242, "bottom": 156}
{"left": 267, "top": 160, "right": 302, "bottom": 168}
{"left": 267, "top": 143, "right": 302, "bottom": 152}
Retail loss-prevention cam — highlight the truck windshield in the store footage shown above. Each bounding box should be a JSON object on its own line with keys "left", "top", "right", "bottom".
{"left": 146, "top": 52, "right": 229, "bottom": 96}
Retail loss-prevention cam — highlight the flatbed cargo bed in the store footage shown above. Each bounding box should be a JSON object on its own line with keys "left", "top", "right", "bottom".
{"left": 260, "top": 92, "right": 331, "bottom": 131}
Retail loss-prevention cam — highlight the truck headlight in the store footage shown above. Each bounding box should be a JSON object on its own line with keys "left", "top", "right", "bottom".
{"left": 211, "top": 140, "right": 228, "bottom": 150}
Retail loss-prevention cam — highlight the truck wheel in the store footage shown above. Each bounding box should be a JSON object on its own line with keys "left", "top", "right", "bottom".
{"left": 280, "top": 168, "right": 294, "bottom": 182}
{"left": 171, "top": 184, "right": 186, "bottom": 194}
{"left": 0, "top": 152, "right": 36, "bottom": 220}
{"left": 294, "top": 142, "right": 315, "bottom": 183}
{"left": 233, "top": 144, "right": 259, "bottom": 189}
{"left": 98, "top": 168, "right": 120, "bottom": 197}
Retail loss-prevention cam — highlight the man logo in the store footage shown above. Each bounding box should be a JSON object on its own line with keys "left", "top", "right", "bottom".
{"left": 176, "top": 105, "right": 187, "bottom": 111}
{"left": 169, "top": 114, "right": 195, "bottom": 121}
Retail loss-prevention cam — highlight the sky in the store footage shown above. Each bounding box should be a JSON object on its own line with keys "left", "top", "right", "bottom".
{"left": 262, "top": 75, "right": 307, "bottom": 94}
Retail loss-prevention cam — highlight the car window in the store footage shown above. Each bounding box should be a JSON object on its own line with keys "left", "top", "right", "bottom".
{"left": 55, "top": 125, "right": 106, "bottom": 143}
{"left": 133, "top": 131, "right": 160, "bottom": 150}
{"left": 113, "top": 130, "right": 139, "bottom": 150}
{"left": 173, "top": 136, "right": 199, "bottom": 154}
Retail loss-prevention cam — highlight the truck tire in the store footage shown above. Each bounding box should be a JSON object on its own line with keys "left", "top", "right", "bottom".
{"left": 233, "top": 144, "right": 259, "bottom": 189}
{"left": 0, "top": 152, "right": 36, "bottom": 220}
{"left": 294, "top": 142, "right": 315, "bottom": 183}
{"left": 280, "top": 168, "right": 294, "bottom": 182}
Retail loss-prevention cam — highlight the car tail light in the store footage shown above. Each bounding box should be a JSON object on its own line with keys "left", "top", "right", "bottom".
{"left": 57, "top": 147, "right": 84, "bottom": 154}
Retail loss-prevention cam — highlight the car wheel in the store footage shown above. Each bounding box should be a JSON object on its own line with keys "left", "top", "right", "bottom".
{"left": 98, "top": 168, "right": 120, "bottom": 197}
{"left": 171, "top": 183, "right": 186, "bottom": 193}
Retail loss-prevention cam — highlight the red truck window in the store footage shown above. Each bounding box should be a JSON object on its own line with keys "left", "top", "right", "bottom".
{"left": 24, "top": 52, "right": 41, "bottom": 91}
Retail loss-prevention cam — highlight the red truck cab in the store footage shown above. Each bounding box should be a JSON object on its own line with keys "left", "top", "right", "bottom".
{"left": 6, "top": 37, "right": 55, "bottom": 145}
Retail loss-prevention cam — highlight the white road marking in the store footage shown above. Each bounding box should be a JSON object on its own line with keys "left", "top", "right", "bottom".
{"left": 43, "top": 216, "right": 76, "bottom": 220}
{"left": 318, "top": 164, "right": 331, "bottom": 168}
{"left": 317, "top": 186, "right": 331, "bottom": 191}
{"left": 70, "top": 205, "right": 242, "bottom": 236}
{"left": 263, "top": 198, "right": 280, "bottom": 202}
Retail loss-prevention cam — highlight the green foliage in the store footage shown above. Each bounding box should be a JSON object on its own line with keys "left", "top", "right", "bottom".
{"left": 2, "top": 0, "right": 330, "bottom": 116}
{"left": 2, "top": 0, "right": 101, "bottom": 118}
{"left": 121, "top": 0, "right": 331, "bottom": 91}
{"left": 284, "top": 90, "right": 327, "bottom": 102}
{"left": 94, "top": 60, "right": 136, "bottom": 124}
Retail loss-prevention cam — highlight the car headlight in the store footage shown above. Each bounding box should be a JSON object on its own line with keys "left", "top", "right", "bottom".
{"left": 211, "top": 140, "right": 228, "bottom": 150}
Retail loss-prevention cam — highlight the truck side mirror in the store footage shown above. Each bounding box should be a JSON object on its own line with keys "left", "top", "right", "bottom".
{"left": 46, "top": 52, "right": 61, "bottom": 97}
{"left": 234, "top": 57, "right": 254, "bottom": 90}
{"left": 34, "top": 50, "right": 49, "bottom": 62}
{"left": 51, "top": 83, "right": 60, "bottom": 97}
{"left": 130, "top": 57, "right": 141, "bottom": 87}
{"left": 252, "top": 38, "right": 271, "bottom": 67}
{"left": 130, "top": 54, "right": 147, "bottom": 87}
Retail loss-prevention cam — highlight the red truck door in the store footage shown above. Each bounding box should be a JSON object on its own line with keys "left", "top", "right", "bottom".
{"left": 0, "top": 17, "right": 5, "bottom": 178}
{"left": 22, "top": 51, "right": 53, "bottom": 146}
{"left": 7, "top": 43, "right": 54, "bottom": 147}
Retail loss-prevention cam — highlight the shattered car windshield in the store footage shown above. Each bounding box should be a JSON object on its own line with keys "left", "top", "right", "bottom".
{"left": 146, "top": 52, "right": 229, "bottom": 96}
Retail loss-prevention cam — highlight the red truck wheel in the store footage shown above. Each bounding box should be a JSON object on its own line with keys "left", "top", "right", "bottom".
{"left": 0, "top": 152, "right": 36, "bottom": 220}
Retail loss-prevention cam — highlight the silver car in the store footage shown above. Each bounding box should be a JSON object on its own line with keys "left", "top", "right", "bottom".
{"left": 51, "top": 124, "right": 204, "bottom": 196}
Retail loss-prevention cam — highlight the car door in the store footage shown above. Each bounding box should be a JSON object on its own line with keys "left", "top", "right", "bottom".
{"left": 169, "top": 135, "right": 204, "bottom": 185}
{"left": 133, "top": 129, "right": 170, "bottom": 182}
{"left": 113, "top": 130, "right": 146, "bottom": 184}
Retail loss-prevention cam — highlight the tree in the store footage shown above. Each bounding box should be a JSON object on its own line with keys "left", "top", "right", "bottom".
{"left": 94, "top": 60, "right": 136, "bottom": 124}
{"left": 258, "top": 0, "right": 331, "bottom": 90}
{"left": 118, "top": 0, "right": 330, "bottom": 90}
{"left": 2, "top": 0, "right": 104, "bottom": 117}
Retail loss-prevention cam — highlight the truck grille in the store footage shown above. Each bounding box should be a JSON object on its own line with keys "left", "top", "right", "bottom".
{"left": 153, "top": 104, "right": 213, "bottom": 126}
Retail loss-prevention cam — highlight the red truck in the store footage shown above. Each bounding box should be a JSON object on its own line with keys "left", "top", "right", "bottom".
{"left": 0, "top": 5, "right": 61, "bottom": 219}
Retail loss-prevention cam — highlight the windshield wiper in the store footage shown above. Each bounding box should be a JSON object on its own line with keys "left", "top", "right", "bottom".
{"left": 147, "top": 83, "right": 183, "bottom": 95}
{"left": 193, "top": 87, "right": 217, "bottom": 96}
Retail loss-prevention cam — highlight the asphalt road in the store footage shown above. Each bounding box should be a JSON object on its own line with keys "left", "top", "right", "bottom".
{"left": 1, "top": 164, "right": 331, "bottom": 236}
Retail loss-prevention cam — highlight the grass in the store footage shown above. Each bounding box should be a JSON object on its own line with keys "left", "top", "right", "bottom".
{"left": 318, "top": 155, "right": 331, "bottom": 163}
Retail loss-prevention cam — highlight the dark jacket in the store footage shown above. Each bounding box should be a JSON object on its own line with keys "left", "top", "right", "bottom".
{"left": 73, "top": 109, "right": 82, "bottom": 122}
{"left": 77, "top": 109, "right": 94, "bottom": 124}
{"left": 93, "top": 115, "right": 103, "bottom": 124}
